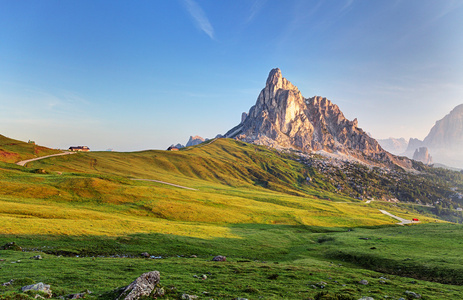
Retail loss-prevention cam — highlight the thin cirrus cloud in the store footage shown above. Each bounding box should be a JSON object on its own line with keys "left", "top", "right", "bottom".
{"left": 183, "top": 0, "right": 215, "bottom": 40}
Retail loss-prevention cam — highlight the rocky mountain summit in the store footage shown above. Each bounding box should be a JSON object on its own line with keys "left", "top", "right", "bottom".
{"left": 225, "top": 68, "right": 410, "bottom": 168}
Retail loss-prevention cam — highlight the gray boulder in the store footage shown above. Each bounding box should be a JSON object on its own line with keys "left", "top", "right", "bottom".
{"left": 212, "top": 255, "right": 226, "bottom": 261}
{"left": 21, "top": 283, "right": 52, "bottom": 297}
{"left": 117, "top": 271, "right": 161, "bottom": 300}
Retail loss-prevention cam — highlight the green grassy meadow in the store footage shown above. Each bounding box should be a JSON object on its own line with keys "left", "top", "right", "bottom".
{"left": 0, "top": 137, "right": 462, "bottom": 299}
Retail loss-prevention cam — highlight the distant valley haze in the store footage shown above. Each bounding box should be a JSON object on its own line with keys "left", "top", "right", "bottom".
{"left": 1, "top": 0, "right": 462, "bottom": 152}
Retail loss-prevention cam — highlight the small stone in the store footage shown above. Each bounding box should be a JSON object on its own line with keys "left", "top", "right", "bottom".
{"left": 212, "top": 255, "right": 226, "bottom": 262}
{"left": 140, "top": 252, "right": 150, "bottom": 258}
{"left": 359, "top": 279, "right": 369, "bottom": 285}
{"left": 193, "top": 275, "right": 198, "bottom": 278}
{"left": 404, "top": 291, "right": 421, "bottom": 299}
{"left": 2, "top": 279, "right": 14, "bottom": 286}
{"left": 190, "top": 255, "right": 197, "bottom": 258}
{"left": 181, "top": 294, "right": 198, "bottom": 300}
{"left": 358, "top": 297, "right": 374, "bottom": 300}
{"left": 30, "top": 255, "right": 42, "bottom": 260}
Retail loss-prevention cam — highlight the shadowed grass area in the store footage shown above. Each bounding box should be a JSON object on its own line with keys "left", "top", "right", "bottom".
{"left": 1, "top": 223, "right": 463, "bottom": 299}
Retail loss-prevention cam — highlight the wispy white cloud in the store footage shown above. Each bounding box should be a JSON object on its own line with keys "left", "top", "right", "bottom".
{"left": 246, "top": 0, "right": 267, "bottom": 23}
{"left": 183, "top": 0, "right": 215, "bottom": 40}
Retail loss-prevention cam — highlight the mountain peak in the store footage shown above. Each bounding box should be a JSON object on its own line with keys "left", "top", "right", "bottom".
{"left": 224, "top": 68, "right": 408, "bottom": 168}
{"left": 265, "top": 68, "right": 298, "bottom": 92}
{"left": 266, "top": 68, "right": 282, "bottom": 84}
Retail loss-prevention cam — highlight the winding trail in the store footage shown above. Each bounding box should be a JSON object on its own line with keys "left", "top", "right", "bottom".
{"left": 16, "top": 152, "right": 76, "bottom": 167}
{"left": 379, "top": 210, "right": 415, "bottom": 225}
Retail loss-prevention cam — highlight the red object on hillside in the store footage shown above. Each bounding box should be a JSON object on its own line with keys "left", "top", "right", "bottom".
{"left": 412, "top": 218, "right": 419, "bottom": 221}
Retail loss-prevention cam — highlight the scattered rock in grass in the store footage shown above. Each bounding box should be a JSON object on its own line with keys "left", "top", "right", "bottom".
{"left": 140, "top": 252, "right": 150, "bottom": 258}
{"left": 190, "top": 255, "right": 197, "bottom": 258}
{"left": 21, "top": 282, "right": 52, "bottom": 298}
{"left": 359, "top": 237, "right": 370, "bottom": 240}
{"left": 0, "top": 242, "right": 22, "bottom": 251}
{"left": 359, "top": 279, "right": 369, "bottom": 285}
{"left": 67, "top": 290, "right": 92, "bottom": 299}
{"left": 358, "top": 297, "right": 374, "bottom": 300}
{"left": 404, "top": 291, "right": 421, "bottom": 299}
{"left": 30, "top": 255, "right": 43, "bottom": 260}
{"left": 2, "top": 279, "right": 14, "bottom": 286}
{"left": 212, "top": 255, "right": 226, "bottom": 262}
{"left": 193, "top": 275, "right": 198, "bottom": 278}
{"left": 181, "top": 294, "right": 198, "bottom": 300}
{"left": 116, "top": 271, "right": 160, "bottom": 300}
{"left": 315, "top": 282, "right": 327, "bottom": 289}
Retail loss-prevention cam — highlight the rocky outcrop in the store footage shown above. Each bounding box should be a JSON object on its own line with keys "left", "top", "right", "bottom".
{"left": 186, "top": 136, "right": 206, "bottom": 147}
{"left": 117, "top": 271, "right": 161, "bottom": 300}
{"left": 413, "top": 147, "right": 433, "bottom": 165}
{"left": 404, "top": 138, "right": 424, "bottom": 158}
{"left": 225, "top": 68, "right": 410, "bottom": 168}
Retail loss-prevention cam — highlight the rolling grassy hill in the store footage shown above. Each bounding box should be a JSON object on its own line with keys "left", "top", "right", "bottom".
{"left": 1, "top": 137, "right": 462, "bottom": 299}
{"left": 0, "top": 138, "right": 437, "bottom": 237}
{"left": 0, "top": 134, "right": 62, "bottom": 163}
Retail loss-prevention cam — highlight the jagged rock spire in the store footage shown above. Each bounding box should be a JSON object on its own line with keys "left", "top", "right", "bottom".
{"left": 225, "top": 68, "right": 409, "bottom": 168}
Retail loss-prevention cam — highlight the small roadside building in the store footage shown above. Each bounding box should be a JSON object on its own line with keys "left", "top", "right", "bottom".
{"left": 69, "top": 146, "right": 90, "bottom": 152}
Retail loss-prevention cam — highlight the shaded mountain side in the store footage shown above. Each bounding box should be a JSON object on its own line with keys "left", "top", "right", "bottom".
{"left": 225, "top": 68, "right": 412, "bottom": 169}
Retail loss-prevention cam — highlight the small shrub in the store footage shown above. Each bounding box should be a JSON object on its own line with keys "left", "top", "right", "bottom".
{"left": 317, "top": 236, "right": 336, "bottom": 243}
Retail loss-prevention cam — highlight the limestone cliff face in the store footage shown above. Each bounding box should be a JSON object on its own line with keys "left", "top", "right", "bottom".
{"left": 423, "top": 104, "right": 463, "bottom": 149}
{"left": 413, "top": 147, "right": 433, "bottom": 165}
{"left": 421, "top": 104, "right": 463, "bottom": 168}
{"left": 225, "top": 68, "right": 406, "bottom": 166}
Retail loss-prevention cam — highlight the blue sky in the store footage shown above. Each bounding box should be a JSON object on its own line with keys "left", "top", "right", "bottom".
{"left": 1, "top": 0, "right": 462, "bottom": 151}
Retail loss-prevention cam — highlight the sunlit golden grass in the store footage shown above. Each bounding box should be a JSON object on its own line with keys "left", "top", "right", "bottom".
{"left": 0, "top": 138, "right": 439, "bottom": 239}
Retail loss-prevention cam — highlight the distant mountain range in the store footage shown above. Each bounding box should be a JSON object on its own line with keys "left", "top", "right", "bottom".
{"left": 377, "top": 104, "right": 463, "bottom": 168}
{"left": 172, "top": 68, "right": 461, "bottom": 170}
